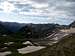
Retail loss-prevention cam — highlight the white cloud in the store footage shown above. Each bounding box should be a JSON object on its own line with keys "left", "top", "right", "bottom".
{"left": 0, "top": 1, "right": 15, "bottom": 13}
{"left": 32, "top": 3, "right": 48, "bottom": 8}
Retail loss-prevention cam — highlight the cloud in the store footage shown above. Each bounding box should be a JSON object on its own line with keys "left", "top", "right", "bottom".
{"left": 0, "top": 0, "right": 75, "bottom": 24}
{"left": 48, "top": 0, "right": 75, "bottom": 21}
{"left": 10, "top": 0, "right": 49, "bottom": 17}
{"left": 66, "top": 0, "right": 75, "bottom": 2}
{"left": 0, "top": 1, "right": 15, "bottom": 13}
{"left": 31, "top": 0, "right": 49, "bottom": 3}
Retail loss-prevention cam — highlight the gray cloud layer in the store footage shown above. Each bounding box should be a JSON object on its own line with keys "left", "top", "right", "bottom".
{"left": 31, "top": 0, "right": 49, "bottom": 3}
{"left": 0, "top": 0, "right": 75, "bottom": 24}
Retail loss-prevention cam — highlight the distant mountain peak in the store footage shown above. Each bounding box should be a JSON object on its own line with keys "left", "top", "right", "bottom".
{"left": 69, "top": 21, "right": 75, "bottom": 27}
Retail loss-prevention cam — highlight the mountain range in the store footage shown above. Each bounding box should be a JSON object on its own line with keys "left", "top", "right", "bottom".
{"left": 0, "top": 21, "right": 74, "bottom": 38}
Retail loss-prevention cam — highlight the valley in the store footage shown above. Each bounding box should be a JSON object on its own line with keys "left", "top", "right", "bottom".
{"left": 0, "top": 21, "right": 75, "bottom": 56}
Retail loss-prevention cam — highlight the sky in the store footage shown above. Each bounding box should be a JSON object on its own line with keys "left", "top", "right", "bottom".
{"left": 0, "top": 0, "right": 75, "bottom": 25}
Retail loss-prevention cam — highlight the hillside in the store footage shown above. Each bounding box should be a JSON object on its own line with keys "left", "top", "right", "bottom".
{"left": 0, "top": 23, "right": 11, "bottom": 35}
{"left": 0, "top": 21, "right": 26, "bottom": 32}
{"left": 18, "top": 24, "right": 60, "bottom": 39}
{"left": 0, "top": 21, "right": 75, "bottom": 56}
{"left": 25, "top": 33, "right": 75, "bottom": 56}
